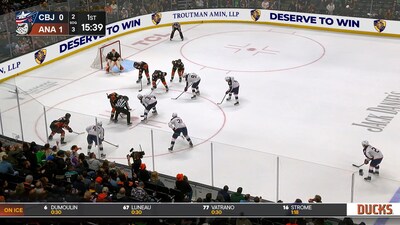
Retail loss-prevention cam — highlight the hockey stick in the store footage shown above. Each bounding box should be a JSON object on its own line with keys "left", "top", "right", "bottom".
{"left": 171, "top": 85, "right": 192, "bottom": 100}
{"left": 72, "top": 131, "right": 85, "bottom": 135}
{"left": 149, "top": 80, "right": 161, "bottom": 95}
{"left": 352, "top": 163, "right": 364, "bottom": 168}
{"left": 171, "top": 90, "right": 186, "bottom": 100}
{"left": 138, "top": 78, "right": 143, "bottom": 92}
{"left": 217, "top": 93, "right": 227, "bottom": 105}
{"left": 104, "top": 140, "right": 119, "bottom": 148}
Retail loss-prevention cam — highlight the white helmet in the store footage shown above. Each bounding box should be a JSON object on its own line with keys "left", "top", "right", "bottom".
{"left": 172, "top": 113, "right": 178, "bottom": 118}
{"left": 225, "top": 76, "right": 232, "bottom": 82}
{"left": 97, "top": 121, "right": 103, "bottom": 126}
{"left": 362, "top": 140, "right": 369, "bottom": 147}
{"left": 137, "top": 94, "right": 143, "bottom": 99}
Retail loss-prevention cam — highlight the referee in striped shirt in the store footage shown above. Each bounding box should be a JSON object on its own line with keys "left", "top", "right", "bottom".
{"left": 114, "top": 95, "right": 132, "bottom": 125}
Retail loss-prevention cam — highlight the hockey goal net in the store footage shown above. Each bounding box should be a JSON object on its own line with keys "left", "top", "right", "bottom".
{"left": 91, "top": 40, "right": 122, "bottom": 70}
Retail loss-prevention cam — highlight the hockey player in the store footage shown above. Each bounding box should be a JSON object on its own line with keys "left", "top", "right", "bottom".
{"left": 225, "top": 76, "right": 240, "bottom": 105}
{"left": 171, "top": 59, "right": 185, "bottom": 82}
{"left": 137, "top": 94, "right": 157, "bottom": 122}
{"left": 133, "top": 61, "right": 151, "bottom": 85}
{"left": 107, "top": 92, "right": 119, "bottom": 120}
{"left": 184, "top": 73, "right": 201, "bottom": 99}
{"left": 168, "top": 113, "right": 193, "bottom": 152}
{"left": 151, "top": 70, "right": 169, "bottom": 92}
{"left": 114, "top": 95, "right": 132, "bottom": 125}
{"left": 362, "top": 141, "right": 383, "bottom": 181}
{"left": 48, "top": 113, "right": 73, "bottom": 144}
{"left": 86, "top": 121, "right": 105, "bottom": 158}
{"left": 170, "top": 22, "right": 183, "bottom": 41}
{"left": 105, "top": 49, "right": 123, "bottom": 73}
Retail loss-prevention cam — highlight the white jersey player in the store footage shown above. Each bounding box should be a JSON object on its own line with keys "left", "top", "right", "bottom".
{"left": 137, "top": 94, "right": 157, "bottom": 122}
{"left": 168, "top": 113, "right": 193, "bottom": 152}
{"left": 225, "top": 76, "right": 240, "bottom": 105}
{"left": 86, "top": 121, "right": 105, "bottom": 158}
{"left": 362, "top": 140, "right": 383, "bottom": 181}
{"left": 184, "top": 73, "right": 201, "bottom": 99}
{"left": 105, "top": 49, "right": 123, "bottom": 73}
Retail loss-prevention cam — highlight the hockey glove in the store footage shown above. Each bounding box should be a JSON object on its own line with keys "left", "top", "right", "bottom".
{"left": 364, "top": 159, "right": 369, "bottom": 164}
{"left": 184, "top": 87, "right": 188, "bottom": 92}
{"left": 68, "top": 128, "right": 73, "bottom": 133}
{"left": 225, "top": 91, "right": 229, "bottom": 94}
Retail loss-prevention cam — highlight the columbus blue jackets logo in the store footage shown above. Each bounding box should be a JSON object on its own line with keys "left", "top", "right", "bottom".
{"left": 34, "top": 49, "right": 47, "bottom": 64}
{"left": 15, "top": 11, "right": 38, "bottom": 35}
{"left": 251, "top": 9, "right": 261, "bottom": 22}
{"left": 152, "top": 12, "right": 162, "bottom": 25}
{"left": 373, "top": 19, "right": 386, "bottom": 33}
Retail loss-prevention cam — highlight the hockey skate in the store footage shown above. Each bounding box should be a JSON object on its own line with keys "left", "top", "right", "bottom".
{"left": 191, "top": 95, "right": 196, "bottom": 99}
{"left": 166, "top": 87, "right": 169, "bottom": 92}
{"left": 100, "top": 153, "right": 107, "bottom": 159}
{"left": 196, "top": 90, "right": 200, "bottom": 95}
{"left": 147, "top": 80, "right": 151, "bottom": 85}
{"left": 226, "top": 96, "right": 231, "bottom": 101}
{"left": 151, "top": 87, "right": 156, "bottom": 91}
{"left": 136, "top": 78, "right": 141, "bottom": 84}
{"left": 170, "top": 77, "right": 173, "bottom": 82}
{"left": 152, "top": 110, "right": 158, "bottom": 114}
{"left": 372, "top": 171, "right": 379, "bottom": 175}
{"left": 189, "top": 141, "right": 193, "bottom": 147}
{"left": 60, "top": 140, "right": 67, "bottom": 145}
{"left": 364, "top": 176, "right": 371, "bottom": 181}
{"left": 141, "top": 118, "right": 148, "bottom": 123}
{"left": 168, "top": 147, "right": 173, "bottom": 152}
{"left": 127, "top": 122, "right": 132, "bottom": 125}
{"left": 234, "top": 101, "right": 239, "bottom": 106}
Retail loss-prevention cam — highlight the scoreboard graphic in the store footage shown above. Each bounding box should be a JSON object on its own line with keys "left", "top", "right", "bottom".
{"left": 0, "top": 203, "right": 399, "bottom": 218}
{"left": 15, "top": 11, "right": 106, "bottom": 36}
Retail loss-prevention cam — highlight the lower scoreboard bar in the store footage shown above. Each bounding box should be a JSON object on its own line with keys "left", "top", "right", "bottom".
{"left": 0, "top": 203, "right": 347, "bottom": 218}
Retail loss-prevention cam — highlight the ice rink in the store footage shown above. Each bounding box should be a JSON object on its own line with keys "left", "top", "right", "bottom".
{"left": 1, "top": 22, "right": 400, "bottom": 224}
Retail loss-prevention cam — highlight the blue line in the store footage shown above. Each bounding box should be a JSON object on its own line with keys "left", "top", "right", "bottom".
{"left": 373, "top": 187, "right": 400, "bottom": 225}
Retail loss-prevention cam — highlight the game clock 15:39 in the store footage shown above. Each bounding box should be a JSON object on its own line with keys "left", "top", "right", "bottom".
{"left": 69, "top": 12, "right": 105, "bottom": 36}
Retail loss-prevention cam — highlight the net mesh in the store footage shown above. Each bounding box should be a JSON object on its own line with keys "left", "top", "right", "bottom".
{"left": 91, "top": 40, "right": 121, "bottom": 69}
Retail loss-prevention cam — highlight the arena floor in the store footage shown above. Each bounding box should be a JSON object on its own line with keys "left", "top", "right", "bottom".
{"left": 1, "top": 22, "right": 400, "bottom": 224}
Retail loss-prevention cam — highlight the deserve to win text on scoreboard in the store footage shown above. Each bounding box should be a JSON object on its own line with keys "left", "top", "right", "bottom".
{"left": 0, "top": 203, "right": 398, "bottom": 218}
{"left": 15, "top": 11, "right": 106, "bottom": 36}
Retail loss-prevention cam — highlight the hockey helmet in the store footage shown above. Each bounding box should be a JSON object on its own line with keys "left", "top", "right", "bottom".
{"left": 134, "top": 62, "right": 139, "bottom": 67}
{"left": 362, "top": 140, "right": 369, "bottom": 147}
{"left": 177, "top": 59, "right": 181, "bottom": 62}
{"left": 225, "top": 76, "right": 231, "bottom": 82}
{"left": 172, "top": 113, "right": 178, "bottom": 118}
{"left": 137, "top": 94, "right": 143, "bottom": 99}
{"left": 65, "top": 113, "right": 71, "bottom": 118}
{"left": 97, "top": 121, "right": 103, "bottom": 126}
{"left": 123, "top": 96, "right": 129, "bottom": 101}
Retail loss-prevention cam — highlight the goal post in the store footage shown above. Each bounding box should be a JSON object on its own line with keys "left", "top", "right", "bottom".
{"left": 91, "top": 40, "right": 122, "bottom": 70}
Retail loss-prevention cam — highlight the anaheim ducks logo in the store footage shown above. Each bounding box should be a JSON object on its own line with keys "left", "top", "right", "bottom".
{"left": 152, "top": 12, "right": 162, "bottom": 25}
{"left": 34, "top": 49, "right": 47, "bottom": 64}
{"left": 373, "top": 19, "right": 386, "bottom": 33}
{"left": 251, "top": 9, "right": 261, "bottom": 22}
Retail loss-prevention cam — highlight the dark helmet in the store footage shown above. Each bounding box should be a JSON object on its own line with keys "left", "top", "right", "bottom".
{"left": 123, "top": 96, "right": 129, "bottom": 101}
{"left": 65, "top": 113, "right": 71, "bottom": 118}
